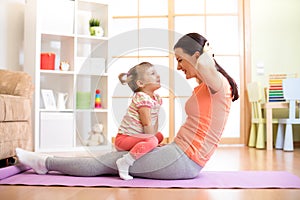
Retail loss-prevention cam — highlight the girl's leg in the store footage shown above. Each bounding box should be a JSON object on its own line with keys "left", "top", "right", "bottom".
{"left": 129, "top": 136, "right": 158, "bottom": 159}
{"left": 155, "top": 132, "right": 164, "bottom": 144}
{"left": 115, "top": 133, "right": 157, "bottom": 152}
{"left": 115, "top": 134, "right": 159, "bottom": 180}
{"left": 115, "top": 133, "right": 160, "bottom": 159}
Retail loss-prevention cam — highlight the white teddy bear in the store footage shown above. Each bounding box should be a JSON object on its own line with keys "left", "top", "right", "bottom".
{"left": 86, "top": 123, "right": 104, "bottom": 146}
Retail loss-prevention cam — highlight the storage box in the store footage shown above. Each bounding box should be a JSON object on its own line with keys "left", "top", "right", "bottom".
{"left": 41, "top": 53, "right": 55, "bottom": 70}
{"left": 40, "top": 112, "right": 74, "bottom": 148}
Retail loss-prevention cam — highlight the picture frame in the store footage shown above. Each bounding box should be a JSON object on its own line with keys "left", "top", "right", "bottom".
{"left": 41, "top": 89, "right": 56, "bottom": 110}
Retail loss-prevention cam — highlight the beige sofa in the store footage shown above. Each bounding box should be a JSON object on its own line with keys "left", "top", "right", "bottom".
{"left": 0, "top": 69, "right": 34, "bottom": 160}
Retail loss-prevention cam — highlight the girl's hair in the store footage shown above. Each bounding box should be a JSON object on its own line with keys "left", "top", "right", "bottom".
{"left": 174, "top": 33, "right": 239, "bottom": 102}
{"left": 118, "top": 62, "right": 154, "bottom": 92}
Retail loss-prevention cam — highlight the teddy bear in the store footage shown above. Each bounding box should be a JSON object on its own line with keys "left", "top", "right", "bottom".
{"left": 86, "top": 123, "right": 104, "bottom": 146}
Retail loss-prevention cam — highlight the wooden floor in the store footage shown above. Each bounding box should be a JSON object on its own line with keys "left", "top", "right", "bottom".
{"left": 1, "top": 146, "right": 300, "bottom": 200}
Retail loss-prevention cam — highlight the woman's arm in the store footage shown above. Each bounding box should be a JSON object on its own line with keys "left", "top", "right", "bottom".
{"left": 138, "top": 107, "right": 155, "bottom": 134}
{"left": 196, "top": 52, "right": 222, "bottom": 93}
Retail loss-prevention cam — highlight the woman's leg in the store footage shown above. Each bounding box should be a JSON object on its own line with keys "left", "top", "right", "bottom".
{"left": 129, "top": 142, "right": 202, "bottom": 179}
{"left": 48, "top": 143, "right": 202, "bottom": 179}
{"left": 16, "top": 147, "right": 127, "bottom": 176}
{"left": 46, "top": 150, "right": 128, "bottom": 176}
{"left": 17, "top": 143, "right": 202, "bottom": 179}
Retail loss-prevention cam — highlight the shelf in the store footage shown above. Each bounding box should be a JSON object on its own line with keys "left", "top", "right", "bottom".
{"left": 78, "top": 0, "right": 108, "bottom": 11}
{"left": 41, "top": 33, "right": 75, "bottom": 41}
{"left": 76, "top": 108, "right": 108, "bottom": 112}
{"left": 25, "top": 0, "right": 110, "bottom": 152}
{"left": 77, "top": 34, "right": 108, "bottom": 40}
{"left": 77, "top": 35, "right": 108, "bottom": 44}
{"left": 40, "top": 70, "right": 75, "bottom": 75}
{"left": 40, "top": 109, "right": 74, "bottom": 112}
{"left": 76, "top": 72, "right": 108, "bottom": 76}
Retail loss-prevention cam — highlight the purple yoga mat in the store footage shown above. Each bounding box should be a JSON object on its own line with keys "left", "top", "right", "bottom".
{"left": 1, "top": 166, "right": 300, "bottom": 188}
{"left": 0, "top": 165, "right": 30, "bottom": 180}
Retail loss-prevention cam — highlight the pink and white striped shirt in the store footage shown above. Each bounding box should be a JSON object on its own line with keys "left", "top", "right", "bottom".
{"left": 118, "top": 92, "right": 162, "bottom": 135}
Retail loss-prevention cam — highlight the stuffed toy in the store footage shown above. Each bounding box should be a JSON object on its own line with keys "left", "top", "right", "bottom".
{"left": 86, "top": 123, "right": 104, "bottom": 146}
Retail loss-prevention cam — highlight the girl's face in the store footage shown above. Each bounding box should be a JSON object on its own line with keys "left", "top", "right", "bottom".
{"left": 174, "top": 48, "right": 199, "bottom": 79}
{"left": 139, "top": 66, "right": 161, "bottom": 91}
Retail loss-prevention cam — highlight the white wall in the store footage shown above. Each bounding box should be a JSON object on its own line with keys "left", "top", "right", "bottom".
{"left": 1, "top": 0, "right": 300, "bottom": 75}
{"left": 251, "top": 0, "right": 300, "bottom": 86}
{"left": 250, "top": 0, "right": 300, "bottom": 141}
{"left": 0, "top": 0, "right": 25, "bottom": 71}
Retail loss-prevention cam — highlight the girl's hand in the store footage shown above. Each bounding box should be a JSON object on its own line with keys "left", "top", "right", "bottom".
{"left": 144, "top": 125, "right": 155, "bottom": 135}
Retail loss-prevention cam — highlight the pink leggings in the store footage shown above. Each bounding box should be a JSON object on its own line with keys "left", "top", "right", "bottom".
{"left": 115, "top": 132, "right": 164, "bottom": 159}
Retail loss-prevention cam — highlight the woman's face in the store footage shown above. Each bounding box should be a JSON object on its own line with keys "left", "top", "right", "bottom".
{"left": 174, "top": 48, "right": 199, "bottom": 79}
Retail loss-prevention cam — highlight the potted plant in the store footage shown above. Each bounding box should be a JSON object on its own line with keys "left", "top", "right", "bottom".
{"left": 89, "top": 18, "right": 104, "bottom": 37}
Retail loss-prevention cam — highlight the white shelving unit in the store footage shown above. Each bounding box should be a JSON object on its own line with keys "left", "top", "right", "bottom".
{"left": 24, "top": 0, "right": 111, "bottom": 152}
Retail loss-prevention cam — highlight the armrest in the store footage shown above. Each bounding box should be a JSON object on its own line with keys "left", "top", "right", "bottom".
{"left": 0, "top": 69, "right": 34, "bottom": 98}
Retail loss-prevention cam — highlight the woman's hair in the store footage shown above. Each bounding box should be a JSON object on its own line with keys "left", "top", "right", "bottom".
{"left": 174, "top": 33, "right": 239, "bottom": 102}
{"left": 118, "top": 62, "right": 154, "bottom": 92}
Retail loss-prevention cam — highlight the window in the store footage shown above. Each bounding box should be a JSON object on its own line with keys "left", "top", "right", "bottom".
{"left": 109, "top": 0, "right": 246, "bottom": 144}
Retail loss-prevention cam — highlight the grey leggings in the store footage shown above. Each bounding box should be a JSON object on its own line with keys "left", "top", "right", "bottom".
{"left": 46, "top": 142, "right": 202, "bottom": 180}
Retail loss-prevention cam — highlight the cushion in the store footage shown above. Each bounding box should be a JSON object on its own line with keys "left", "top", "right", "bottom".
{"left": 0, "top": 69, "right": 34, "bottom": 98}
{"left": 0, "top": 94, "right": 31, "bottom": 122}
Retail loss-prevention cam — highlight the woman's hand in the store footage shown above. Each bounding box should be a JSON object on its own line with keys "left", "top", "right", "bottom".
{"left": 197, "top": 51, "right": 215, "bottom": 71}
{"left": 196, "top": 52, "right": 222, "bottom": 93}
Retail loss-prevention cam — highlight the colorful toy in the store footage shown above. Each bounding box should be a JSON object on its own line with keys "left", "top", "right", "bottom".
{"left": 95, "top": 89, "right": 102, "bottom": 108}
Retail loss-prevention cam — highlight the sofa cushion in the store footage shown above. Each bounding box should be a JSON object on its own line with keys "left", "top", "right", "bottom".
{"left": 0, "top": 69, "right": 34, "bottom": 98}
{"left": 0, "top": 94, "right": 31, "bottom": 122}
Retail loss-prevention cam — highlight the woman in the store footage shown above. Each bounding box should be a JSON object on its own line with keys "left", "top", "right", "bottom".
{"left": 16, "top": 33, "right": 239, "bottom": 180}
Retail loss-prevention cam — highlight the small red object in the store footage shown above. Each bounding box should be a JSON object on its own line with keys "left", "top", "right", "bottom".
{"left": 40, "top": 52, "right": 55, "bottom": 70}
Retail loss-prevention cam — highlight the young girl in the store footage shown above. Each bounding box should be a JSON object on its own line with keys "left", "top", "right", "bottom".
{"left": 115, "top": 62, "right": 164, "bottom": 180}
